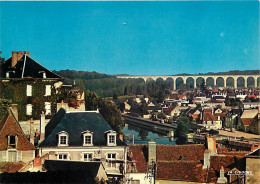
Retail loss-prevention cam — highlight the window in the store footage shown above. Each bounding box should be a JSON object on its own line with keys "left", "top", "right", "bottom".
{"left": 83, "top": 153, "right": 93, "bottom": 161}
{"left": 9, "top": 136, "right": 16, "bottom": 148}
{"left": 58, "top": 131, "right": 69, "bottom": 146}
{"left": 106, "top": 130, "right": 117, "bottom": 146}
{"left": 45, "top": 102, "right": 51, "bottom": 115}
{"left": 58, "top": 154, "right": 68, "bottom": 160}
{"left": 45, "top": 85, "right": 51, "bottom": 96}
{"left": 82, "top": 131, "right": 93, "bottom": 146}
{"left": 26, "top": 104, "right": 32, "bottom": 115}
{"left": 109, "top": 135, "right": 115, "bottom": 144}
{"left": 60, "top": 136, "right": 67, "bottom": 144}
{"left": 26, "top": 85, "right": 32, "bottom": 96}
{"left": 85, "top": 136, "right": 91, "bottom": 144}
{"left": 107, "top": 153, "right": 116, "bottom": 168}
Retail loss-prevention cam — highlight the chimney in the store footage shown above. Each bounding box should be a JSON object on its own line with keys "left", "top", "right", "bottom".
{"left": 40, "top": 113, "right": 45, "bottom": 142}
{"left": 148, "top": 139, "right": 156, "bottom": 166}
{"left": 217, "top": 166, "right": 227, "bottom": 184}
{"left": 11, "top": 51, "right": 30, "bottom": 67}
{"left": 206, "top": 134, "right": 217, "bottom": 154}
{"left": 30, "top": 119, "right": 35, "bottom": 145}
{"left": 203, "top": 150, "right": 210, "bottom": 169}
{"left": 11, "top": 51, "right": 23, "bottom": 67}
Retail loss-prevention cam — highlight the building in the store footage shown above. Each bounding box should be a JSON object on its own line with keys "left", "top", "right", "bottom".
{"left": 238, "top": 109, "right": 259, "bottom": 134}
{"left": 199, "top": 108, "right": 226, "bottom": 130}
{"left": 38, "top": 108, "right": 127, "bottom": 179}
{"left": 0, "top": 51, "right": 63, "bottom": 121}
{"left": 127, "top": 137, "right": 249, "bottom": 184}
{"left": 0, "top": 109, "right": 35, "bottom": 163}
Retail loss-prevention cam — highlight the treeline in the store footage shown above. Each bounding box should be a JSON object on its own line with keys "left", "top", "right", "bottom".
{"left": 54, "top": 69, "right": 172, "bottom": 98}
{"left": 53, "top": 69, "right": 260, "bottom": 98}
{"left": 196, "top": 70, "right": 260, "bottom": 76}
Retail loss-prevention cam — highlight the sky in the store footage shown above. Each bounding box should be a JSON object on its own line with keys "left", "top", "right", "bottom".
{"left": 0, "top": 1, "right": 259, "bottom": 75}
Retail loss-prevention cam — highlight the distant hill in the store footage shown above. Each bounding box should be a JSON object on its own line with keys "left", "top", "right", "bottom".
{"left": 176, "top": 70, "right": 260, "bottom": 76}
{"left": 53, "top": 70, "right": 115, "bottom": 80}
{"left": 53, "top": 69, "right": 259, "bottom": 97}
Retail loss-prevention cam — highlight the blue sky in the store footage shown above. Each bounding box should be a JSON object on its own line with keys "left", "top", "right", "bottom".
{"left": 0, "top": 1, "right": 259, "bottom": 75}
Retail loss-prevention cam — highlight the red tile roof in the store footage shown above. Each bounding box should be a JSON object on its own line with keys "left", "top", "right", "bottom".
{"left": 247, "top": 95, "right": 256, "bottom": 99}
{"left": 163, "top": 106, "right": 175, "bottom": 113}
{"left": 203, "top": 112, "right": 217, "bottom": 121}
{"left": 156, "top": 161, "right": 207, "bottom": 182}
{"left": 0, "top": 111, "right": 35, "bottom": 151}
{"left": 129, "top": 144, "right": 249, "bottom": 183}
{"left": 0, "top": 162, "right": 25, "bottom": 173}
{"left": 241, "top": 118, "right": 254, "bottom": 126}
{"left": 128, "top": 145, "right": 147, "bottom": 172}
{"left": 157, "top": 144, "right": 205, "bottom": 161}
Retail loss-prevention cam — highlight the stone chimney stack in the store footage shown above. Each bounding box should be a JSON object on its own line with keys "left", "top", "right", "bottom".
{"left": 40, "top": 113, "right": 46, "bottom": 142}
{"left": 11, "top": 51, "right": 30, "bottom": 67}
{"left": 30, "top": 119, "right": 34, "bottom": 145}
{"left": 217, "top": 166, "right": 227, "bottom": 184}
{"left": 148, "top": 139, "right": 156, "bottom": 166}
{"left": 203, "top": 150, "right": 210, "bottom": 169}
{"left": 206, "top": 133, "right": 217, "bottom": 154}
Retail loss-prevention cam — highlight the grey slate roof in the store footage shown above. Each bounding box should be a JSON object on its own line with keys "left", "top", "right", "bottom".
{"left": 0, "top": 55, "right": 61, "bottom": 79}
{"left": 39, "top": 108, "right": 126, "bottom": 147}
{"left": 44, "top": 160, "right": 102, "bottom": 173}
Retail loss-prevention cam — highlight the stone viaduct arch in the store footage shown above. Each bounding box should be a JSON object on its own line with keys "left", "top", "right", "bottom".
{"left": 117, "top": 75, "right": 260, "bottom": 90}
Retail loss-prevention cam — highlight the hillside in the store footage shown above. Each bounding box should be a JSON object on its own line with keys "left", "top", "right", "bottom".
{"left": 53, "top": 69, "right": 259, "bottom": 97}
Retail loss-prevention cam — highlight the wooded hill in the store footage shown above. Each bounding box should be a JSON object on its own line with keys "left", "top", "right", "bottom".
{"left": 54, "top": 70, "right": 260, "bottom": 98}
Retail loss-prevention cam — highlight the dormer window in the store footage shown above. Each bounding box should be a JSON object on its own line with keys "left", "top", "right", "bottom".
{"left": 105, "top": 130, "right": 117, "bottom": 147}
{"left": 82, "top": 130, "right": 93, "bottom": 146}
{"left": 58, "top": 131, "right": 69, "bottom": 147}
{"left": 8, "top": 135, "right": 17, "bottom": 148}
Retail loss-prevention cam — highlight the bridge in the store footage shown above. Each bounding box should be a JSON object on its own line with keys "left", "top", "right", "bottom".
{"left": 117, "top": 74, "right": 260, "bottom": 90}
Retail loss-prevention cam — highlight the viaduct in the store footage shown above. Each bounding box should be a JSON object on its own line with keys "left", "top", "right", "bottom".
{"left": 117, "top": 75, "right": 260, "bottom": 90}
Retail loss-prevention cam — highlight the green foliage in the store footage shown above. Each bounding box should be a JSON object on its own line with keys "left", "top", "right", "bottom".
{"left": 0, "top": 79, "right": 60, "bottom": 121}
{"left": 0, "top": 98, "right": 12, "bottom": 121}
{"left": 85, "top": 91, "right": 123, "bottom": 134}
{"left": 174, "top": 116, "right": 190, "bottom": 144}
{"left": 157, "top": 112, "right": 167, "bottom": 119}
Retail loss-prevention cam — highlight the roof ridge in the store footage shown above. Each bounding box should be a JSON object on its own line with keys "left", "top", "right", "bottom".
{"left": 26, "top": 55, "right": 63, "bottom": 78}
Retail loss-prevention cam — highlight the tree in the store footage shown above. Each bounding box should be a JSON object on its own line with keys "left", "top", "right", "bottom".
{"left": 157, "top": 112, "right": 167, "bottom": 119}
{"left": 174, "top": 116, "right": 190, "bottom": 144}
{"left": 113, "top": 93, "right": 118, "bottom": 101}
{"left": 85, "top": 90, "right": 99, "bottom": 110}
{"left": 119, "top": 102, "right": 125, "bottom": 113}
{"left": 85, "top": 90, "right": 123, "bottom": 134}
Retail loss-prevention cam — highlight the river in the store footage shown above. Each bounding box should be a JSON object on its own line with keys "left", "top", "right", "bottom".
{"left": 123, "top": 123, "right": 176, "bottom": 145}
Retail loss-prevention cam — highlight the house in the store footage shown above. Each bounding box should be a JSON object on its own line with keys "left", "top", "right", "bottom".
{"left": 124, "top": 101, "right": 131, "bottom": 111}
{"left": 199, "top": 108, "right": 225, "bottom": 130}
{"left": 0, "top": 109, "right": 35, "bottom": 163}
{"left": 238, "top": 109, "right": 259, "bottom": 134}
{"left": 244, "top": 148, "right": 260, "bottom": 184}
{"left": 163, "top": 106, "right": 188, "bottom": 118}
{"left": 56, "top": 84, "right": 85, "bottom": 112}
{"left": 38, "top": 108, "right": 127, "bottom": 178}
{"left": 0, "top": 51, "right": 63, "bottom": 121}
{"left": 127, "top": 138, "right": 249, "bottom": 184}
{"left": 225, "top": 109, "right": 243, "bottom": 129}
{"left": 242, "top": 102, "right": 260, "bottom": 109}
{"left": 188, "top": 109, "right": 201, "bottom": 122}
